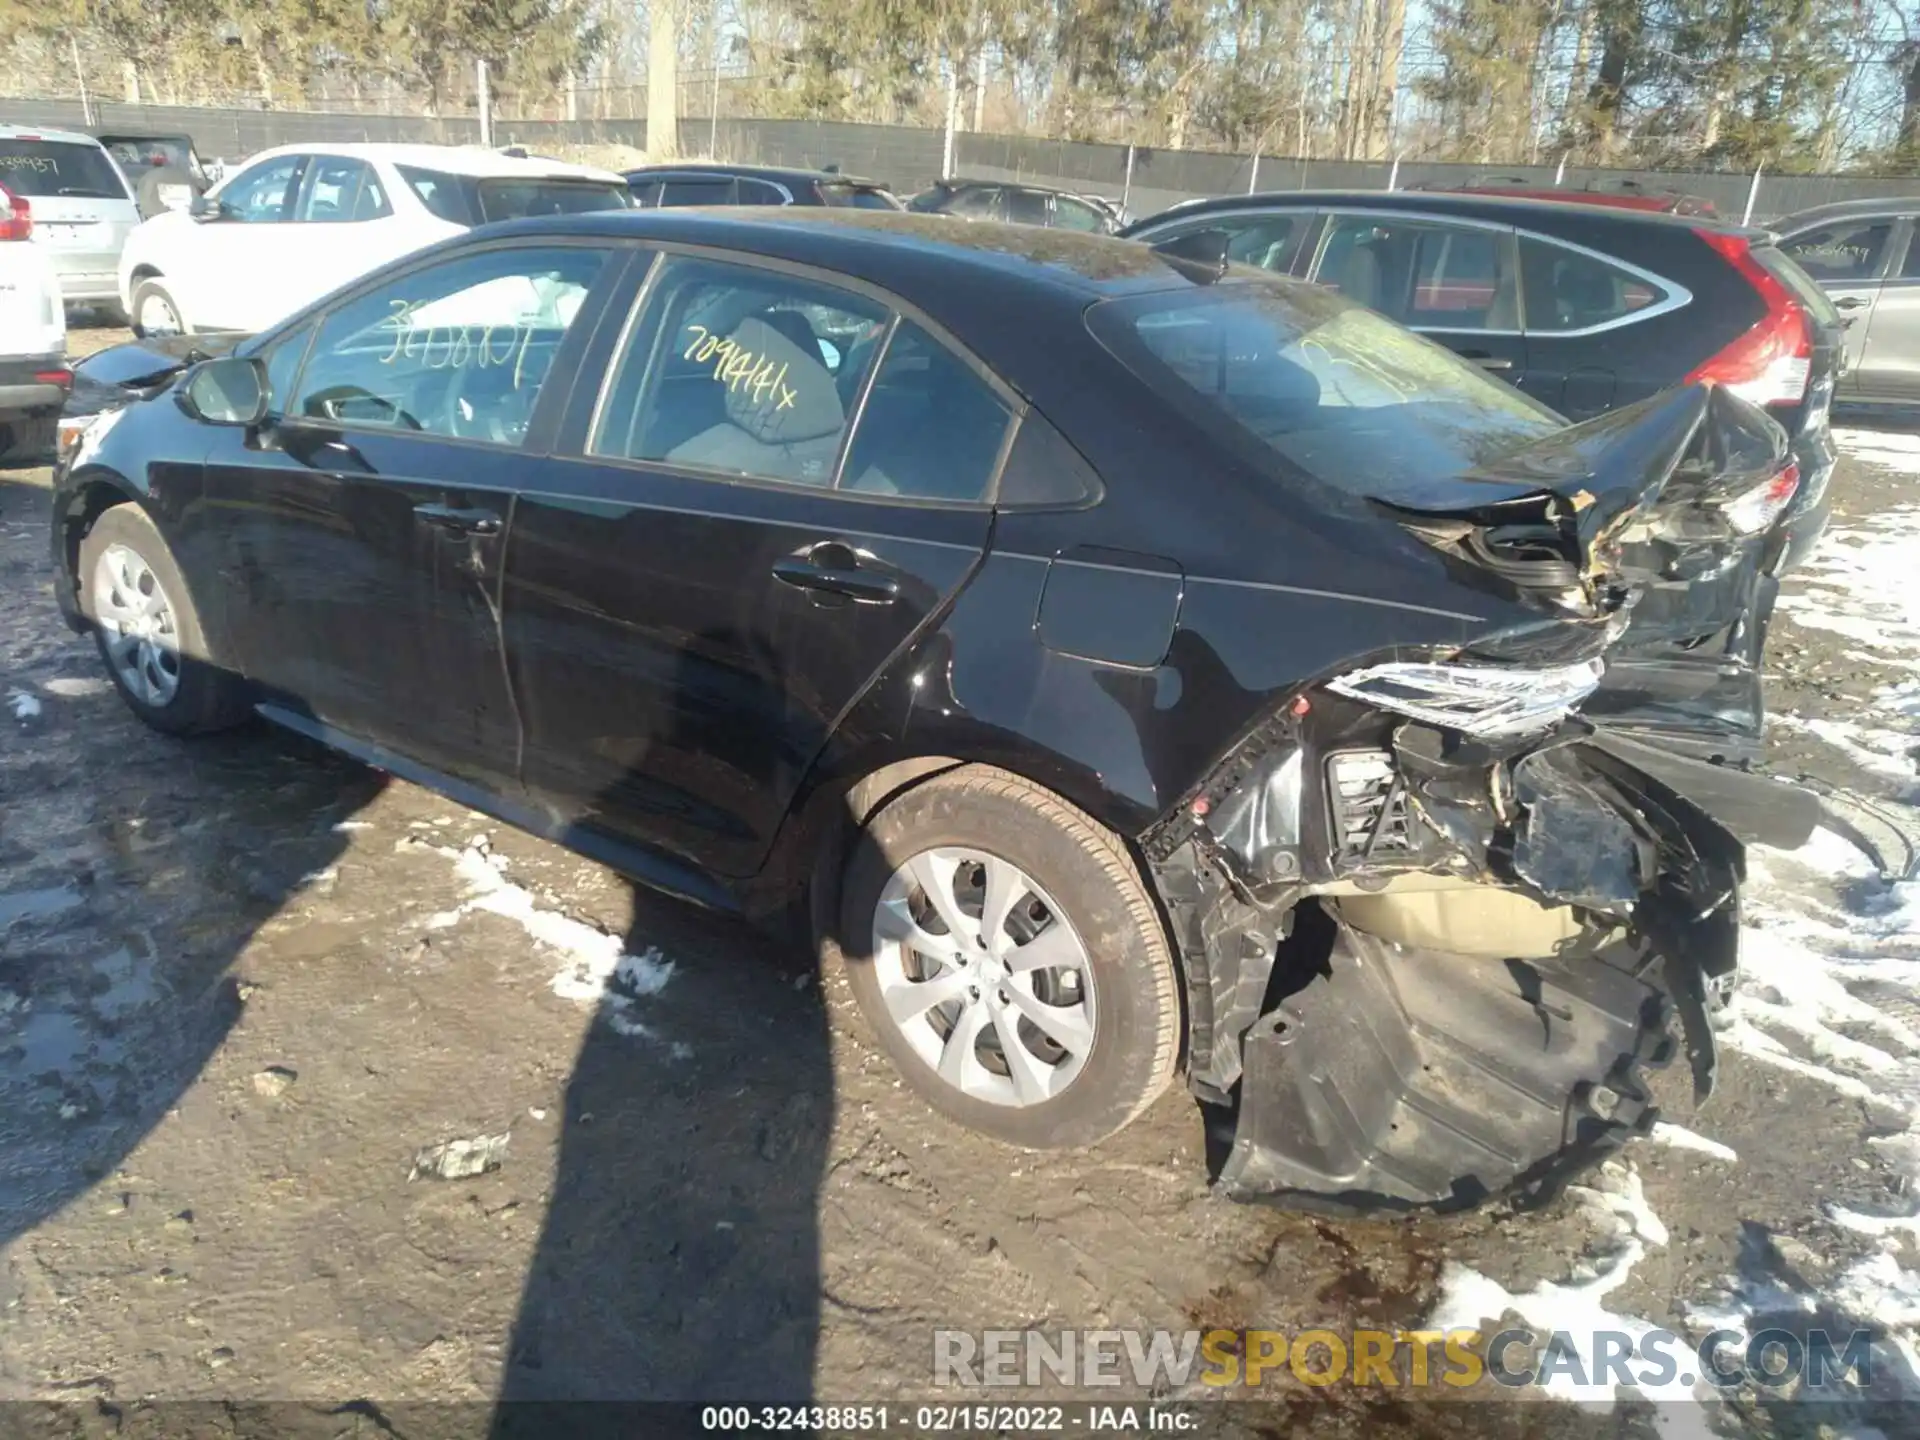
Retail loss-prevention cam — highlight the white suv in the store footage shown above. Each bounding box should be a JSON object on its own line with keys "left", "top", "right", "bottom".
{"left": 0, "top": 182, "right": 69, "bottom": 457}
{"left": 117, "top": 143, "right": 633, "bottom": 337}
{"left": 0, "top": 124, "right": 142, "bottom": 317}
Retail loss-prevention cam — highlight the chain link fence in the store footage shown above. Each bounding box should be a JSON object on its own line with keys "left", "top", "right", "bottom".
{"left": 4, "top": 94, "right": 1919, "bottom": 222}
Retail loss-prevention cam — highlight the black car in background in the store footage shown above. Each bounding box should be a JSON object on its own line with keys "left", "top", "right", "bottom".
{"left": 908, "top": 179, "right": 1125, "bottom": 232}
{"left": 623, "top": 162, "right": 902, "bottom": 210}
{"left": 50, "top": 210, "right": 1811, "bottom": 1212}
{"left": 1123, "top": 191, "right": 1841, "bottom": 577}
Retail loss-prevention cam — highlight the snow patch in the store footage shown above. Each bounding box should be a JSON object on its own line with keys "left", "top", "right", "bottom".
{"left": 424, "top": 839, "right": 683, "bottom": 1053}
{"left": 6, "top": 689, "right": 41, "bottom": 721}
{"left": 1646, "top": 1123, "right": 1738, "bottom": 1163}
{"left": 331, "top": 820, "right": 375, "bottom": 834}
{"left": 39, "top": 676, "right": 108, "bottom": 698}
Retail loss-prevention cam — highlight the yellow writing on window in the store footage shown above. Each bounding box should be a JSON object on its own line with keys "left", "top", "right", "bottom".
{"left": 682, "top": 325, "right": 799, "bottom": 412}
{"left": 378, "top": 300, "right": 540, "bottom": 389}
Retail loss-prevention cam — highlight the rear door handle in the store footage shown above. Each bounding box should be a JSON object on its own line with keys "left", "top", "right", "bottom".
{"left": 1462, "top": 353, "right": 1514, "bottom": 371}
{"left": 414, "top": 502, "right": 502, "bottom": 537}
{"left": 771, "top": 556, "right": 898, "bottom": 604}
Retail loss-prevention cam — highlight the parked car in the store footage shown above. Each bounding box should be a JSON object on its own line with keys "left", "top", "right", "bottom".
{"left": 116, "top": 142, "right": 632, "bottom": 339}
{"left": 0, "top": 182, "right": 70, "bottom": 458}
{"left": 50, "top": 209, "right": 1812, "bottom": 1211}
{"left": 908, "top": 179, "right": 1126, "bottom": 232}
{"left": 95, "top": 130, "right": 212, "bottom": 218}
{"left": 1122, "top": 191, "right": 1840, "bottom": 591}
{"left": 1408, "top": 175, "right": 1719, "bottom": 216}
{"left": 624, "top": 162, "right": 903, "bottom": 210}
{"left": 0, "top": 124, "right": 142, "bottom": 320}
{"left": 1772, "top": 198, "right": 1920, "bottom": 411}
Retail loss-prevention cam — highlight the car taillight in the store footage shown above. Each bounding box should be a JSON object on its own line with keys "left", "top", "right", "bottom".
{"left": 0, "top": 186, "right": 31, "bottom": 241}
{"left": 1716, "top": 461, "right": 1801, "bottom": 535}
{"left": 1686, "top": 229, "right": 1811, "bottom": 407}
{"left": 34, "top": 368, "right": 72, "bottom": 388}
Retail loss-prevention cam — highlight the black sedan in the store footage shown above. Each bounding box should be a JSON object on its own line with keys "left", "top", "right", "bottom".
{"left": 49, "top": 210, "right": 1813, "bottom": 1210}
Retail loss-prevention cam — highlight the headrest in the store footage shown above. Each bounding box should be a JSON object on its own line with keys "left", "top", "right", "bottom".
{"left": 720, "top": 316, "right": 843, "bottom": 444}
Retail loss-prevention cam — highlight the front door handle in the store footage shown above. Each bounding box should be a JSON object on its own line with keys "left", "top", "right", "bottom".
{"left": 771, "top": 556, "right": 899, "bottom": 604}
{"left": 1462, "top": 352, "right": 1514, "bottom": 371}
{"left": 1835, "top": 295, "right": 1871, "bottom": 311}
{"left": 414, "top": 502, "right": 502, "bottom": 537}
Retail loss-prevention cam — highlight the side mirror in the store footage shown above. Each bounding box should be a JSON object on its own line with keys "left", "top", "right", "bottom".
{"left": 179, "top": 356, "right": 268, "bottom": 427}
{"left": 188, "top": 193, "right": 222, "bottom": 221}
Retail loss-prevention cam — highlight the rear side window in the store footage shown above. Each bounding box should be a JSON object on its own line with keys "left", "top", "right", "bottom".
{"left": 1052, "top": 197, "right": 1108, "bottom": 232}
{"left": 1519, "top": 237, "right": 1665, "bottom": 332}
{"left": 1004, "top": 189, "right": 1050, "bottom": 226}
{"left": 659, "top": 178, "right": 736, "bottom": 206}
{"left": 736, "top": 178, "right": 788, "bottom": 205}
{"left": 1088, "top": 283, "right": 1559, "bottom": 505}
{"left": 590, "top": 256, "right": 889, "bottom": 487}
{"left": 821, "top": 184, "right": 899, "bottom": 210}
{"left": 627, "top": 179, "right": 661, "bottom": 208}
{"left": 295, "top": 156, "right": 391, "bottom": 223}
{"left": 1315, "top": 215, "right": 1518, "bottom": 329}
{"left": 476, "top": 179, "right": 629, "bottom": 221}
{"left": 841, "top": 323, "right": 1012, "bottom": 502}
{"left": 1781, "top": 219, "right": 1892, "bottom": 282}
{"left": 398, "top": 166, "right": 473, "bottom": 224}
{"left": 0, "top": 138, "right": 128, "bottom": 199}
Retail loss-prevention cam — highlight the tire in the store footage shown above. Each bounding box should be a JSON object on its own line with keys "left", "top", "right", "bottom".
{"left": 129, "top": 277, "right": 189, "bottom": 339}
{"left": 77, "top": 504, "right": 249, "bottom": 735}
{"left": 835, "top": 764, "right": 1180, "bottom": 1148}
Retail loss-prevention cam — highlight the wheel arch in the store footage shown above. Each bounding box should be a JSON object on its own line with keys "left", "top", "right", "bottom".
{"left": 53, "top": 474, "right": 144, "bottom": 627}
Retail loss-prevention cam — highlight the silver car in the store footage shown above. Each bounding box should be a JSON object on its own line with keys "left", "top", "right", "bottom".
{"left": 1776, "top": 198, "right": 1920, "bottom": 409}
{"left": 0, "top": 124, "right": 141, "bottom": 317}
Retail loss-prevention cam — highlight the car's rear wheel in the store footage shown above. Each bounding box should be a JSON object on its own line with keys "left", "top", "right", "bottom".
{"left": 836, "top": 765, "right": 1180, "bottom": 1148}
{"left": 130, "top": 278, "right": 188, "bottom": 338}
{"left": 77, "top": 505, "right": 248, "bottom": 735}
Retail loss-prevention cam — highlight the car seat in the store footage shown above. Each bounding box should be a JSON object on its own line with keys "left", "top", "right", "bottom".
{"left": 1551, "top": 259, "right": 1617, "bottom": 330}
{"left": 665, "top": 316, "right": 845, "bottom": 486}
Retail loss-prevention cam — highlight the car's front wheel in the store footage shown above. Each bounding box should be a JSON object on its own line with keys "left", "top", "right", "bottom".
{"left": 836, "top": 765, "right": 1180, "bottom": 1148}
{"left": 77, "top": 505, "right": 249, "bottom": 735}
{"left": 129, "top": 277, "right": 189, "bottom": 339}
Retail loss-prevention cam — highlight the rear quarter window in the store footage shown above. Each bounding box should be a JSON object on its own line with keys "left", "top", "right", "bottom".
{"left": 0, "top": 139, "right": 129, "bottom": 199}
{"left": 1518, "top": 237, "right": 1671, "bottom": 332}
{"left": 477, "top": 179, "right": 630, "bottom": 221}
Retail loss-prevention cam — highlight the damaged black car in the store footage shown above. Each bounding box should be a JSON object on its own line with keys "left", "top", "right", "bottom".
{"left": 48, "top": 210, "right": 1815, "bottom": 1211}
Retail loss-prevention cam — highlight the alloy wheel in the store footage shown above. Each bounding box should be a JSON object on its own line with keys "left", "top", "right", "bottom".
{"left": 93, "top": 542, "right": 182, "bottom": 708}
{"left": 869, "top": 847, "right": 1096, "bottom": 1107}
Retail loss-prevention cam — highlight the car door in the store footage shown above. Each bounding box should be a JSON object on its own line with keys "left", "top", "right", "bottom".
{"left": 505, "top": 252, "right": 1012, "bottom": 879}
{"left": 1308, "top": 212, "right": 1529, "bottom": 387}
{"left": 179, "top": 151, "right": 309, "bottom": 330}
{"left": 201, "top": 238, "right": 624, "bottom": 790}
{"left": 1516, "top": 231, "right": 1685, "bottom": 417}
{"left": 1778, "top": 213, "right": 1898, "bottom": 397}
{"left": 1847, "top": 217, "right": 1920, "bottom": 403}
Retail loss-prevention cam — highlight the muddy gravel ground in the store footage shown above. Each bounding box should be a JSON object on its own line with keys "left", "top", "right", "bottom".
{"left": 1, "top": 332, "right": 1916, "bottom": 1438}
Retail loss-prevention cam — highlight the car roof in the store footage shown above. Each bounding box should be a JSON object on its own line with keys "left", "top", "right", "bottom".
{"left": 0, "top": 123, "right": 108, "bottom": 148}
{"left": 234, "top": 142, "right": 624, "bottom": 183}
{"left": 1124, "top": 187, "right": 1777, "bottom": 246}
{"left": 623, "top": 162, "right": 888, "bottom": 188}
{"left": 928, "top": 177, "right": 1113, "bottom": 201}
{"left": 1773, "top": 195, "right": 1920, "bottom": 230}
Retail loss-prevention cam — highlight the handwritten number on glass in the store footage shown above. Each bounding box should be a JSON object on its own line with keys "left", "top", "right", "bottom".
{"left": 379, "top": 300, "right": 540, "bottom": 389}
{"left": 682, "top": 325, "right": 799, "bottom": 412}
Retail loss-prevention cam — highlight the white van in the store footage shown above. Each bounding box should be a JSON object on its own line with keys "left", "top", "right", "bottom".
{"left": 0, "top": 124, "right": 141, "bottom": 318}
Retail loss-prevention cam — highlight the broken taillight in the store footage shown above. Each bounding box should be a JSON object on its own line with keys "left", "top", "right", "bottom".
{"left": 0, "top": 185, "right": 31, "bottom": 241}
{"left": 1686, "top": 230, "right": 1810, "bottom": 407}
{"left": 1715, "top": 460, "right": 1801, "bottom": 535}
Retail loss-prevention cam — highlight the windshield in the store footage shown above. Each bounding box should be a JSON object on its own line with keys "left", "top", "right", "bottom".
{"left": 0, "top": 138, "right": 130, "bottom": 199}
{"left": 1088, "top": 281, "right": 1562, "bottom": 503}
{"left": 101, "top": 136, "right": 198, "bottom": 176}
{"left": 476, "top": 178, "right": 630, "bottom": 222}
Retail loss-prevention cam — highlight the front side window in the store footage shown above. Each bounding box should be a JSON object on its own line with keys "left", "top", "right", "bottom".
{"left": 736, "top": 178, "right": 788, "bottom": 205}
{"left": 295, "top": 156, "right": 391, "bottom": 223}
{"left": 288, "top": 244, "right": 609, "bottom": 446}
{"left": 1782, "top": 220, "right": 1892, "bottom": 283}
{"left": 659, "top": 178, "right": 736, "bottom": 207}
{"left": 1315, "top": 215, "right": 1518, "bottom": 329}
{"left": 1519, "top": 237, "right": 1665, "bottom": 332}
{"left": 841, "top": 323, "right": 1012, "bottom": 502}
{"left": 475, "top": 178, "right": 630, "bottom": 222}
{"left": 1004, "top": 189, "right": 1050, "bottom": 226}
{"left": 1052, "top": 197, "right": 1108, "bottom": 233}
{"left": 217, "top": 155, "right": 305, "bottom": 223}
{"left": 1089, "top": 281, "right": 1558, "bottom": 505}
{"left": 591, "top": 256, "right": 888, "bottom": 488}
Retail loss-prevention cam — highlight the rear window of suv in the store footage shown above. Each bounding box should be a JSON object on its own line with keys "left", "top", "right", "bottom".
{"left": 0, "top": 138, "right": 129, "bottom": 199}
{"left": 397, "top": 166, "right": 630, "bottom": 225}
{"left": 1088, "top": 280, "right": 1560, "bottom": 502}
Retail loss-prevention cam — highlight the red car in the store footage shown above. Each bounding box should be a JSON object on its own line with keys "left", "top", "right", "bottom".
{"left": 1410, "top": 177, "right": 1719, "bottom": 216}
